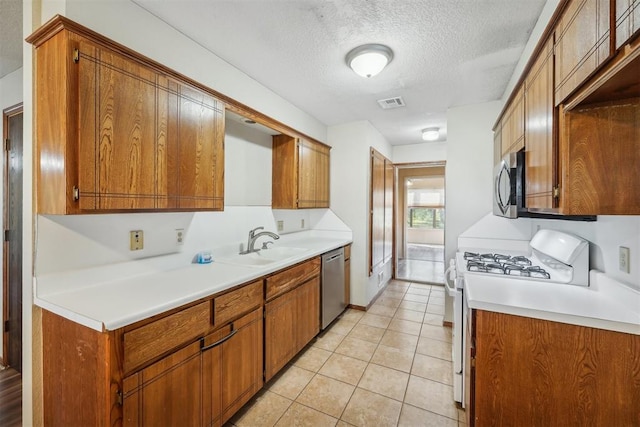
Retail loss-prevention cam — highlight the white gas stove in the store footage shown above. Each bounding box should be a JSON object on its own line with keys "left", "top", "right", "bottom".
{"left": 447, "top": 229, "right": 590, "bottom": 406}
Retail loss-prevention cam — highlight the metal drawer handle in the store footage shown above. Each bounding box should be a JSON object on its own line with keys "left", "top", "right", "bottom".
{"left": 200, "top": 323, "right": 237, "bottom": 351}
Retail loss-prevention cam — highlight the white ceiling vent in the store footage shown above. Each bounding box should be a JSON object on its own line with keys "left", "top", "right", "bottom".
{"left": 377, "top": 96, "right": 406, "bottom": 110}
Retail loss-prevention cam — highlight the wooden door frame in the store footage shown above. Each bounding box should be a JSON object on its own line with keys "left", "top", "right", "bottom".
{"left": 2, "top": 102, "right": 23, "bottom": 366}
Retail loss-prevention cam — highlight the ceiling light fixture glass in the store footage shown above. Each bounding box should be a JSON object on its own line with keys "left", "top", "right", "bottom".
{"left": 346, "top": 44, "right": 394, "bottom": 78}
{"left": 422, "top": 127, "right": 440, "bottom": 141}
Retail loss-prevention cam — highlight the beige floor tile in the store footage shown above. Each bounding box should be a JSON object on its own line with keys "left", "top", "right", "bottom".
{"left": 380, "top": 330, "right": 419, "bottom": 352}
{"left": 268, "top": 365, "right": 316, "bottom": 400}
{"left": 371, "top": 344, "right": 415, "bottom": 373}
{"left": 347, "top": 323, "right": 386, "bottom": 344}
{"left": 341, "top": 388, "right": 402, "bottom": 427}
{"left": 335, "top": 336, "right": 378, "bottom": 362}
{"left": 359, "top": 313, "right": 392, "bottom": 329}
{"left": 398, "top": 404, "right": 457, "bottom": 427}
{"left": 329, "top": 317, "right": 358, "bottom": 336}
{"left": 406, "top": 286, "right": 431, "bottom": 296}
{"left": 275, "top": 402, "right": 338, "bottom": 427}
{"left": 231, "top": 390, "right": 292, "bottom": 427}
{"left": 376, "top": 296, "right": 403, "bottom": 308}
{"left": 293, "top": 346, "right": 333, "bottom": 372}
{"left": 357, "top": 363, "right": 410, "bottom": 401}
{"left": 388, "top": 318, "right": 422, "bottom": 336}
{"left": 335, "top": 421, "right": 354, "bottom": 427}
{"left": 295, "top": 374, "right": 355, "bottom": 418}
{"left": 423, "top": 313, "right": 444, "bottom": 326}
{"left": 416, "top": 337, "right": 452, "bottom": 361}
{"left": 429, "top": 296, "right": 445, "bottom": 305}
{"left": 367, "top": 303, "right": 397, "bottom": 317}
{"left": 318, "top": 353, "right": 368, "bottom": 385}
{"left": 398, "top": 300, "right": 427, "bottom": 312}
{"left": 403, "top": 293, "right": 430, "bottom": 303}
{"left": 420, "top": 323, "right": 452, "bottom": 343}
{"left": 384, "top": 289, "right": 407, "bottom": 300}
{"left": 313, "top": 331, "right": 346, "bottom": 351}
{"left": 404, "top": 376, "right": 458, "bottom": 420}
{"left": 340, "top": 309, "right": 365, "bottom": 323}
{"left": 388, "top": 280, "right": 410, "bottom": 289}
{"left": 394, "top": 308, "right": 425, "bottom": 323}
{"left": 411, "top": 354, "right": 453, "bottom": 385}
{"left": 426, "top": 303, "right": 444, "bottom": 315}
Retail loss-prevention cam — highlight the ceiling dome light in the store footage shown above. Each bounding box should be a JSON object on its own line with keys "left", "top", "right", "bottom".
{"left": 422, "top": 127, "right": 440, "bottom": 141}
{"left": 346, "top": 44, "right": 394, "bottom": 78}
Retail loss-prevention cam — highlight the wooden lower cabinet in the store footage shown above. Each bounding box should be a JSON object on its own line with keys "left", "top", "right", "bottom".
{"left": 265, "top": 275, "right": 320, "bottom": 381}
{"left": 466, "top": 310, "right": 640, "bottom": 426}
{"left": 202, "top": 307, "right": 263, "bottom": 426}
{"left": 123, "top": 341, "right": 203, "bottom": 427}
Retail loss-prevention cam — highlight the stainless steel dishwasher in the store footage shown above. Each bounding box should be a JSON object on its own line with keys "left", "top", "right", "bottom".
{"left": 321, "top": 247, "right": 346, "bottom": 329}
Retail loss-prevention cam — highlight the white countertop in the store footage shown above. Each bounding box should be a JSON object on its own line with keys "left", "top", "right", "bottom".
{"left": 35, "top": 232, "right": 352, "bottom": 332}
{"left": 464, "top": 269, "right": 640, "bottom": 335}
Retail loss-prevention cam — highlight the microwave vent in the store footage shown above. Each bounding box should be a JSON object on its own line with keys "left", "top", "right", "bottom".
{"left": 377, "top": 96, "right": 405, "bottom": 109}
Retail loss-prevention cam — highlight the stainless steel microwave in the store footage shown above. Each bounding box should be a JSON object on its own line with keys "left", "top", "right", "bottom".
{"left": 493, "top": 151, "right": 522, "bottom": 218}
{"left": 493, "top": 150, "right": 596, "bottom": 221}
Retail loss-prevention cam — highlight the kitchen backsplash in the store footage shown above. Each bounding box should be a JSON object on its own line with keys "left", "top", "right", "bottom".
{"left": 459, "top": 213, "right": 640, "bottom": 290}
{"left": 35, "top": 207, "right": 350, "bottom": 276}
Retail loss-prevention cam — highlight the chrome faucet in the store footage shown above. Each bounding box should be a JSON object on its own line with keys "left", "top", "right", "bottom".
{"left": 240, "top": 227, "right": 280, "bottom": 254}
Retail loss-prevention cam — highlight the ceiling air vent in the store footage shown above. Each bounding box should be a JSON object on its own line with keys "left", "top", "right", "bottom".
{"left": 377, "top": 96, "right": 405, "bottom": 110}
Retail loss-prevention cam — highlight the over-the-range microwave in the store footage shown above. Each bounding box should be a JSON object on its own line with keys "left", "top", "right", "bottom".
{"left": 493, "top": 150, "right": 595, "bottom": 221}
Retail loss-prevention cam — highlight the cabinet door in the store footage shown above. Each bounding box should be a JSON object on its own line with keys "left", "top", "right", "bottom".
{"left": 525, "top": 38, "right": 556, "bottom": 210}
{"left": 370, "top": 149, "right": 385, "bottom": 274}
{"left": 616, "top": 0, "right": 640, "bottom": 49}
{"left": 123, "top": 340, "right": 204, "bottom": 427}
{"left": 77, "top": 39, "right": 158, "bottom": 210}
{"left": 501, "top": 86, "right": 525, "bottom": 156}
{"left": 220, "top": 308, "right": 263, "bottom": 424}
{"left": 555, "top": 0, "right": 610, "bottom": 105}
{"left": 493, "top": 122, "right": 503, "bottom": 166}
{"left": 297, "top": 139, "right": 317, "bottom": 208}
{"left": 315, "top": 143, "right": 330, "bottom": 208}
{"left": 264, "top": 289, "right": 297, "bottom": 381}
{"left": 295, "top": 277, "right": 320, "bottom": 352}
{"left": 464, "top": 310, "right": 475, "bottom": 427}
{"left": 169, "top": 81, "right": 225, "bottom": 210}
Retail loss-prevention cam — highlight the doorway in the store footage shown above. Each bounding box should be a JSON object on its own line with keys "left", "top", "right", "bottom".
{"left": 2, "top": 104, "right": 23, "bottom": 372}
{"left": 395, "top": 164, "right": 446, "bottom": 284}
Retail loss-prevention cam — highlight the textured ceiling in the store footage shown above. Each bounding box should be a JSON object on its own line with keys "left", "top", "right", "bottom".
{"left": 134, "top": 0, "right": 547, "bottom": 145}
{"left": 0, "top": 0, "right": 22, "bottom": 79}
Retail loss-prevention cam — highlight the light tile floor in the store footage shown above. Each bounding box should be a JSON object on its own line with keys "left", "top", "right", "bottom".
{"left": 227, "top": 280, "right": 466, "bottom": 427}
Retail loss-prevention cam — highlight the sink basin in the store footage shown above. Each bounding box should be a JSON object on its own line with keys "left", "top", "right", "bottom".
{"left": 217, "top": 247, "right": 310, "bottom": 267}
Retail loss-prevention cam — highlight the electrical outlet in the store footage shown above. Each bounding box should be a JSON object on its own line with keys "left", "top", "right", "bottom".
{"left": 130, "top": 230, "right": 144, "bottom": 251}
{"left": 301, "top": 219, "right": 305, "bottom": 228}
{"left": 175, "top": 229, "right": 185, "bottom": 246}
{"left": 619, "top": 246, "right": 630, "bottom": 273}
{"left": 277, "top": 220, "right": 284, "bottom": 232}
{"left": 378, "top": 271, "right": 384, "bottom": 287}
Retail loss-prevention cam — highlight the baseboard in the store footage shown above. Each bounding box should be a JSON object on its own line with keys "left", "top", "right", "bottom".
{"left": 347, "top": 304, "right": 366, "bottom": 311}
{"left": 442, "top": 320, "right": 453, "bottom": 328}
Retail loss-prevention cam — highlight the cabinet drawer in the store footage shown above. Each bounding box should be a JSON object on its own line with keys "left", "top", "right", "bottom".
{"left": 214, "top": 280, "right": 263, "bottom": 327}
{"left": 123, "top": 301, "right": 211, "bottom": 373}
{"left": 266, "top": 258, "right": 321, "bottom": 301}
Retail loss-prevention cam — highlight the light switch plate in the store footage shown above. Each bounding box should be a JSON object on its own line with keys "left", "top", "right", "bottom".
{"left": 277, "top": 220, "right": 284, "bottom": 232}
{"left": 619, "top": 246, "right": 630, "bottom": 273}
{"left": 130, "top": 230, "right": 144, "bottom": 251}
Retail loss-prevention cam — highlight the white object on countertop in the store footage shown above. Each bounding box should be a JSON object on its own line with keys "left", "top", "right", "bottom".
{"left": 530, "top": 229, "right": 588, "bottom": 265}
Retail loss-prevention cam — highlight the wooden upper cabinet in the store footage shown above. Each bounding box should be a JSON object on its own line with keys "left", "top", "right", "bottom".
{"left": 500, "top": 85, "right": 525, "bottom": 156}
{"left": 615, "top": 0, "right": 640, "bottom": 49}
{"left": 492, "top": 121, "right": 503, "bottom": 166}
{"left": 555, "top": 0, "right": 611, "bottom": 105}
{"left": 77, "top": 38, "right": 159, "bottom": 210}
{"left": 525, "top": 37, "right": 556, "bottom": 210}
{"left": 28, "top": 16, "right": 225, "bottom": 213}
{"left": 272, "top": 135, "right": 330, "bottom": 209}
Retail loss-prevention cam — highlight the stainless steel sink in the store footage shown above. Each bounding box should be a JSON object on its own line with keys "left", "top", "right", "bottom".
{"left": 216, "top": 247, "right": 309, "bottom": 267}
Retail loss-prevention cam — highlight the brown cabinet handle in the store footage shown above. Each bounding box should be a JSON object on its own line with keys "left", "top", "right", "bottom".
{"left": 201, "top": 324, "right": 237, "bottom": 351}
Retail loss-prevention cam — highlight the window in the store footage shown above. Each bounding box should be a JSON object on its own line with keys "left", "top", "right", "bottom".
{"left": 406, "top": 177, "right": 445, "bottom": 230}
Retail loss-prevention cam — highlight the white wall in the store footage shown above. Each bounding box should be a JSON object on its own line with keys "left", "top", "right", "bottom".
{"left": 0, "top": 67, "right": 23, "bottom": 365}
{"left": 329, "top": 120, "right": 393, "bottom": 306}
{"left": 444, "top": 101, "right": 501, "bottom": 321}
{"left": 224, "top": 120, "right": 272, "bottom": 207}
{"left": 393, "top": 141, "right": 447, "bottom": 164}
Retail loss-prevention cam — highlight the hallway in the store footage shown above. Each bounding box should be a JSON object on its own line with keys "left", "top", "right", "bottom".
{"left": 397, "top": 244, "right": 445, "bottom": 284}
